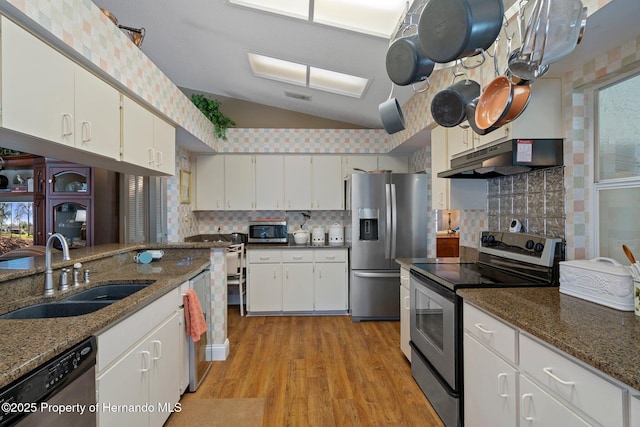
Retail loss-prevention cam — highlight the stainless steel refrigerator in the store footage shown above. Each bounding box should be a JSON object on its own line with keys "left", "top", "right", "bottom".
{"left": 347, "top": 173, "right": 427, "bottom": 321}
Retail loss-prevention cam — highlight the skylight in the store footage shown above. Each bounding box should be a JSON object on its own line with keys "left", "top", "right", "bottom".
{"left": 248, "top": 53, "right": 370, "bottom": 98}
{"left": 229, "top": 0, "right": 407, "bottom": 38}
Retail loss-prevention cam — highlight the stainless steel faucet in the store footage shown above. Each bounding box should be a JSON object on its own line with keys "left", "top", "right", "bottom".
{"left": 44, "top": 233, "right": 71, "bottom": 296}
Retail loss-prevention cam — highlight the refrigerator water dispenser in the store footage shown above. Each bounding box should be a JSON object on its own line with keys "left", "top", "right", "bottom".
{"left": 358, "top": 208, "right": 379, "bottom": 241}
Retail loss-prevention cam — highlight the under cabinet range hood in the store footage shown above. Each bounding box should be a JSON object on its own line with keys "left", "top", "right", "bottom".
{"left": 438, "top": 139, "right": 563, "bottom": 179}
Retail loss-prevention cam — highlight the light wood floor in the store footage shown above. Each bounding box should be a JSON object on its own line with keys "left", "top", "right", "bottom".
{"left": 181, "top": 307, "right": 445, "bottom": 427}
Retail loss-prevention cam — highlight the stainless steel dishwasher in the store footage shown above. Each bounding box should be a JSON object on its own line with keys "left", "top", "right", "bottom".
{"left": 0, "top": 336, "right": 97, "bottom": 427}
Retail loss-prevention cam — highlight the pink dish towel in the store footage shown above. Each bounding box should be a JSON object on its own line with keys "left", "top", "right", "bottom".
{"left": 184, "top": 289, "right": 207, "bottom": 342}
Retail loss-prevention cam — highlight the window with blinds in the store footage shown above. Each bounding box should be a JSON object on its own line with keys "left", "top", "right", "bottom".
{"left": 126, "top": 175, "right": 146, "bottom": 243}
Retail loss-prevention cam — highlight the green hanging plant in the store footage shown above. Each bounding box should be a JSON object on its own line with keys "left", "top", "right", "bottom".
{"left": 191, "top": 94, "right": 236, "bottom": 140}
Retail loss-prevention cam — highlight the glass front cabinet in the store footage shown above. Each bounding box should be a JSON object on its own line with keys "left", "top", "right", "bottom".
{"left": 50, "top": 201, "right": 90, "bottom": 248}
{"left": 46, "top": 164, "right": 93, "bottom": 248}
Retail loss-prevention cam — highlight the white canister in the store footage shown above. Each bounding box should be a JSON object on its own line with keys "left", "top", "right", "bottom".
{"left": 312, "top": 226, "right": 325, "bottom": 244}
{"left": 328, "top": 223, "right": 344, "bottom": 244}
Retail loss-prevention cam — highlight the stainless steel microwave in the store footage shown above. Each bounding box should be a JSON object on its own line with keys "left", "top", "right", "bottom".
{"left": 248, "top": 221, "right": 288, "bottom": 243}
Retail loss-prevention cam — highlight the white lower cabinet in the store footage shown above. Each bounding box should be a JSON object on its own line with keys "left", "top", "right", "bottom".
{"left": 314, "top": 250, "right": 348, "bottom": 311}
{"left": 463, "top": 301, "right": 627, "bottom": 427}
{"left": 399, "top": 266, "right": 411, "bottom": 361}
{"left": 464, "top": 333, "right": 517, "bottom": 427}
{"left": 282, "top": 251, "right": 314, "bottom": 311}
{"left": 247, "top": 262, "right": 283, "bottom": 312}
{"left": 96, "top": 289, "right": 182, "bottom": 427}
{"left": 631, "top": 393, "right": 640, "bottom": 427}
{"left": 248, "top": 248, "right": 348, "bottom": 314}
{"left": 519, "top": 375, "right": 591, "bottom": 426}
{"left": 520, "top": 334, "right": 625, "bottom": 427}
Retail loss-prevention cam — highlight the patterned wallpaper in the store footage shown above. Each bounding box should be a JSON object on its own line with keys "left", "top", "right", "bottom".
{"left": 223, "top": 128, "right": 390, "bottom": 154}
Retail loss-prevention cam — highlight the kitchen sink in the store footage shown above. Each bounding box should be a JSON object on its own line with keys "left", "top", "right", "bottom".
{"left": 63, "top": 282, "right": 153, "bottom": 302}
{"left": 0, "top": 301, "right": 113, "bottom": 319}
{"left": 0, "top": 281, "right": 155, "bottom": 319}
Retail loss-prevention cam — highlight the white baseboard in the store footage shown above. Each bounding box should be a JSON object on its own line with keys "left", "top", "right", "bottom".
{"left": 207, "top": 338, "right": 229, "bottom": 361}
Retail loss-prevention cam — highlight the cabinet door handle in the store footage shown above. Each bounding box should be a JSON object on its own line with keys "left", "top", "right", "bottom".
{"left": 81, "top": 121, "right": 92, "bottom": 143}
{"left": 62, "top": 113, "right": 73, "bottom": 136}
{"left": 403, "top": 295, "right": 410, "bottom": 310}
{"left": 497, "top": 373, "right": 508, "bottom": 398}
{"left": 542, "top": 367, "right": 575, "bottom": 386}
{"left": 140, "top": 350, "right": 151, "bottom": 372}
{"left": 293, "top": 256, "right": 303, "bottom": 260}
{"left": 152, "top": 340, "right": 162, "bottom": 361}
{"left": 474, "top": 323, "right": 494, "bottom": 335}
{"left": 325, "top": 255, "right": 336, "bottom": 260}
{"left": 259, "top": 256, "right": 270, "bottom": 261}
{"left": 273, "top": 269, "right": 277, "bottom": 279}
{"left": 148, "top": 148, "right": 155, "bottom": 166}
{"left": 156, "top": 151, "right": 163, "bottom": 167}
{"left": 520, "top": 393, "right": 534, "bottom": 422}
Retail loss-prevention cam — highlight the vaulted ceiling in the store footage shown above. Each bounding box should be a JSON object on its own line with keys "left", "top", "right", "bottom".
{"left": 92, "top": 0, "right": 640, "bottom": 130}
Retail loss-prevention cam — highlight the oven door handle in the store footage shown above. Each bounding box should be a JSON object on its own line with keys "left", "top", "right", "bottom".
{"left": 354, "top": 271, "right": 400, "bottom": 278}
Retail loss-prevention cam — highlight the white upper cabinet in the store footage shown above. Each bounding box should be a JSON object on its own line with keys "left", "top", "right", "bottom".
{"left": 447, "top": 122, "right": 475, "bottom": 159}
{"left": 1, "top": 16, "right": 121, "bottom": 161}
{"left": 153, "top": 116, "right": 176, "bottom": 175}
{"left": 122, "top": 96, "right": 176, "bottom": 175}
{"left": 431, "top": 126, "right": 449, "bottom": 210}
{"left": 341, "top": 155, "right": 378, "bottom": 178}
{"left": 224, "top": 155, "right": 255, "bottom": 210}
{"left": 378, "top": 155, "right": 409, "bottom": 173}
{"left": 1, "top": 17, "right": 75, "bottom": 146}
{"left": 74, "top": 65, "right": 121, "bottom": 160}
{"left": 122, "top": 96, "right": 155, "bottom": 170}
{"left": 312, "top": 155, "right": 343, "bottom": 210}
{"left": 195, "top": 155, "right": 225, "bottom": 210}
{"left": 255, "top": 155, "right": 284, "bottom": 210}
{"left": 284, "top": 155, "right": 312, "bottom": 210}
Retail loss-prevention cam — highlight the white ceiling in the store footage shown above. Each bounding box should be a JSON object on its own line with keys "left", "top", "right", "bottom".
{"left": 91, "top": 0, "right": 639, "bottom": 130}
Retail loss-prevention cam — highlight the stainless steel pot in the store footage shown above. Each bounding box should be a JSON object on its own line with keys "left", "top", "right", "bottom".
{"left": 417, "top": 0, "right": 504, "bottom": 63}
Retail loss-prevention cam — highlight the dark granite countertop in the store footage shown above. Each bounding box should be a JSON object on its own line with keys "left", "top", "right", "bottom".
{"left": 246, "top": 242, "right": 349, "bottom": 250}
{"left": 396, "top": 258, "right": 431, "bottom": 269}
{"left": 0, "top": 245, "right": 211, "bottom": 389}
{"left": 458, "top": 287, "right": 640, "bottom": 390}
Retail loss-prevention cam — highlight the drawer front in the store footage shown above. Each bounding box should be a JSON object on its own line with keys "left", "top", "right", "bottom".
{"left": 400, "top": 266, "right": 410, "bottom": 288}
{"left": 520, "top": 334, "right": 625, "bottom": 426}
{"left": 463, "top": 303, "right": 517, "bottom": 364}
{"left": 313, "top": 249, "right": 346, "bottom": 263}
{"left": 631, "top": 392, "right": 640, "bottom": 427}
{"left": 520, "top": 375, "right": 591, "bottom": 426}
{"left": 248, "top": 249, "right": 282, "bottom": 263}
{"left": 282, "top": 250, "right": 313, "bottom": 263}
{"left": 97, "top": 288, "right": 179, "bottom": 373}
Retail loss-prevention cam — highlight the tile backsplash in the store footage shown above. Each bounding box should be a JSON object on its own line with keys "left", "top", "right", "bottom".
{"left": 487, "top": 166, "right": 565, "bottom": 238}
{"left": 194, "top": 210, "right": 348, "bottom": 234}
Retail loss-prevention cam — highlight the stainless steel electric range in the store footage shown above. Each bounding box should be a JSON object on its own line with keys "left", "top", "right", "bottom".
{"left": 409, "top": 231, "right": 564, "bottom": 427}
